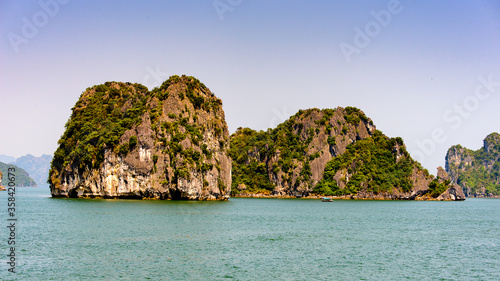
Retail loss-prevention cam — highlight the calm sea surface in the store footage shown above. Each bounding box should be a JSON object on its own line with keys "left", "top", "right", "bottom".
{"left": 1, "top": 188, "right": 499, "bottom": 280}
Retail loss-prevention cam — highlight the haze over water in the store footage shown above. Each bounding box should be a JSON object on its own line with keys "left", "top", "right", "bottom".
{"left": 1, "top": 188, "right": 499, "bottom": 280}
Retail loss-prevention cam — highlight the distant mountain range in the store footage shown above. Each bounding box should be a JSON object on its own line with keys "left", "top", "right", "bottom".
{"left": 0, "top": 154, "right": 53, "bottom": 187}
{"left": 0, "top": 154, "right": 16, "bottom": 164}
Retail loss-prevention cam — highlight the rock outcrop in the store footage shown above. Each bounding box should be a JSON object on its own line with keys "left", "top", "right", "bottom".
{"left": 435, "top": 166, "right": 466, "bottom": 201}
{"left": 49, "top": 75, "right": 231, "bottom": 200}
{"left": 230, "top": 107, "right": 376, "bottom": 196}
{"left": 445, "top": 132, "right": 500, "bottom": 197}
{"left": 229, "top": 107, "right": 461, "bottom": 200}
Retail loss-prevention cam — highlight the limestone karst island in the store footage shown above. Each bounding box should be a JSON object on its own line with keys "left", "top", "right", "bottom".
{"left": 446, "top": 132, "right": 500, "bottom": 198}
{"left": 49, "top": 75, "right": 465, "bottom": 201}
{"left": 49, "top": 75, "right": 231, "bottom": 200}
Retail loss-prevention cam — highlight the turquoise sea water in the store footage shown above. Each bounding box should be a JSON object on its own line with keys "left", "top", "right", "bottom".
{"left": 1, "top": 188, "right": 499, "bottom": 280}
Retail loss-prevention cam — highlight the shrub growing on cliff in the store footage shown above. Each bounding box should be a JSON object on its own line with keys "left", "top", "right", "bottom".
{"left": 49, "top": 75, "right": 232, "bottom": 201}
{"left": 50, "top": 83, "right": 149, "bottom": 173}
{"left": 319, "top": 130, "right": 414, "bottom": 196}
{"left": 156, "top": 91, "right": 169, "bottom": 100}
{"left": 129, "top": 136, "right": 138, "bottom": 148}
{"left": 119, "top": 143, "right": 130, "bottom": 155}
{"left": 313, "top": 180, "right": 338, "bottom": 196}
{"left": 447, "top": 134, "right": 500, "bottom": 196}
{"left": 327, "top": 136, "right": 336, "bottom": 146}
{"left": 229, "top": 128, "right": 274, "bottom": 193}
{"left": 229, "top": 108, "right": 373, "bottom": 195}
{"left": 428, "top": 179, "right": 450, "bottom": 198}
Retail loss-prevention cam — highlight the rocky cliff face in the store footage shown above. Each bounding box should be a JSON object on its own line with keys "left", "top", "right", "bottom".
{"left": 445, "top": 132, "right": 500, "bottom": 197}
{"left": 49, "top": 75, "right": 231, "bottom": 200}
{"left": 229, "top": 107, "right": 460, "bottom": 200}
{"left": 230, "top": 107, "right": 375, "bottom": 196}
{"left": 230, "top": 107, "right": 374, "bottom": 195}
{"left": 433, "top": 166, "right": 466, "bottom": 201}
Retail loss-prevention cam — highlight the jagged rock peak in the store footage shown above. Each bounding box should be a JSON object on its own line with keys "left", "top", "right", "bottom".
{"left": 435, "top": 166, "right": 466, "bottom": 201}
{"left": 229, "top": 107, "right": 376, "bottom": 195}
{"left": 49, "top": 75, "right": 231, "bottom": 200}
{"left": 484, "top": 132, "right": 500, "bottom": 153}
{"left": 437, "top": 166, "right": 450, "bottom": 180}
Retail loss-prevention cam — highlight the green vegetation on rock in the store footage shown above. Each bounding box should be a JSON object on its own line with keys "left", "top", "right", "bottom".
{"left": 229, "top": 107, "right": 384, "bottom": 196}
{"left": 427, "top": 178, "right": 451, "bottom": 198}
{"left": 228, "top": 128, "right": 273, "bottom": 194}
{"left": 446, "top": 132, "right": 500, "bottom": 196}
{"left": 228, "top": 106, "right": 443, "bottom": 199}
{"left": 315, "top": 130, "right": 415, "bottom": 196}
{"left": 49, "top": 75, "right": 231, "bottom": 200}
{"left": 51, "top": 82, "right": 149, "bottom": 173}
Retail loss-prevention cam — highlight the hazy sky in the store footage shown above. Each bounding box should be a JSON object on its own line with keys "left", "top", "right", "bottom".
{"left": 1, "top": 0, "right": 500, "bottom": 173}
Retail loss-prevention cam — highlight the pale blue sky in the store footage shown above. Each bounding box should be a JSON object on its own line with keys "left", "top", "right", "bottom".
{"left": 1, "top": 0, "right": 500, "bottom": 172}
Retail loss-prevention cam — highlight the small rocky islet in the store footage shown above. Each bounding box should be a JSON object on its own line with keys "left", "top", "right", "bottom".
{"left": 49, "top": 75, "right": 466, "bottom": 201}
{"left": 49, "top": 75, "right": 231, "bottom": 200}
{"left": 446, "top": 132, "right": 500, "bottom": 197}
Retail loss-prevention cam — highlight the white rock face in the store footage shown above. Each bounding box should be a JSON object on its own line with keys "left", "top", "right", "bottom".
{"left": 49, "top": 76, "right": 231, "bottom": 200}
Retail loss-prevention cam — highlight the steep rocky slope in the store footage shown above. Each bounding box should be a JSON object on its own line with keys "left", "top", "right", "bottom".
{"left": 230, "top": 107, "right": 464, "bottom": 200}
{"left": 49, "top": 75, "right": 231, "bottom": 200}
{"left": 446, "top": 132, "right": 500, "bottom": 197}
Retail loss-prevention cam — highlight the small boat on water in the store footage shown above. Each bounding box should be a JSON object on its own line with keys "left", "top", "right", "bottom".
{"left": 321, "top": 197, "right": 333, "bottom": 202}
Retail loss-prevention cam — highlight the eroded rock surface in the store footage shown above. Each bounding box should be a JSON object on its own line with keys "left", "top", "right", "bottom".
{"left": 446, "top": 133, "right": 500, "bottom": 197}
{"left": 49, "top": 75, "right": 231, "bottom": 200}
{"left": 230, "top": 107, "right": 464, "bottom": 200}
